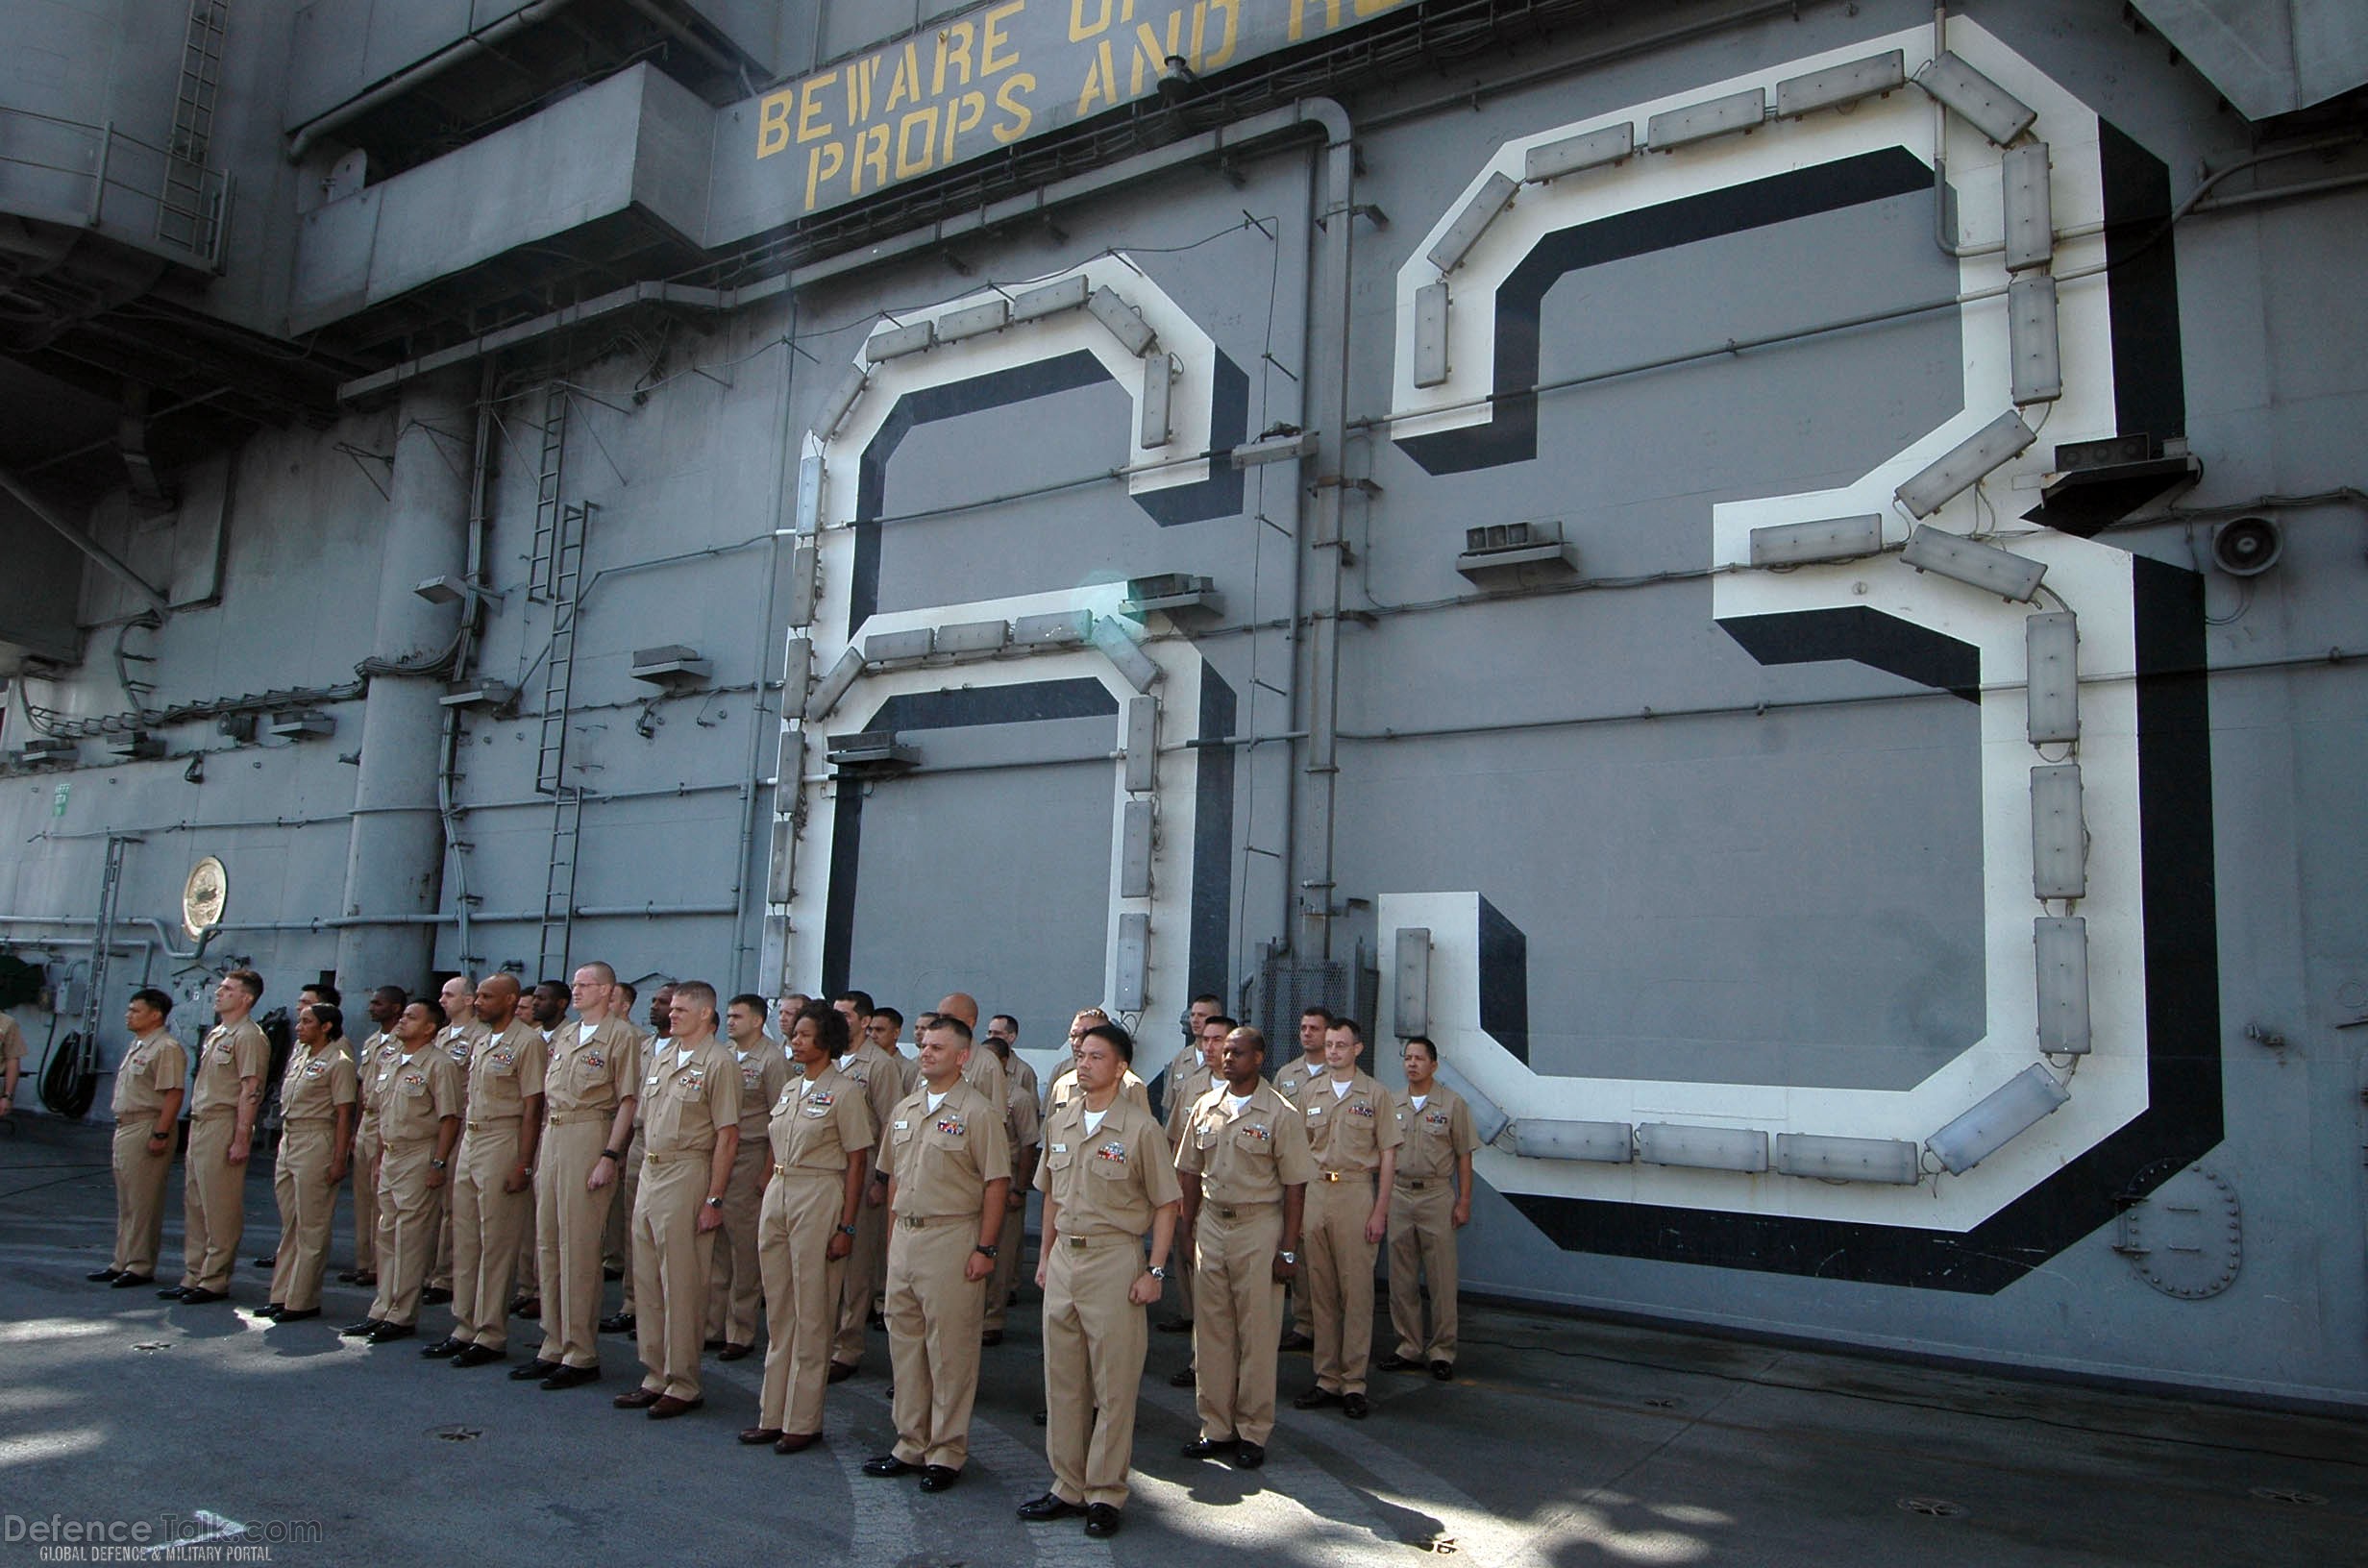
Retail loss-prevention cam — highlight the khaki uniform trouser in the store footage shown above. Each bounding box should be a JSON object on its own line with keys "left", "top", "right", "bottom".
{"left": 535, "top": 1116, "right": 619, "bottom": 1369}
{"left": 982, "top": 1193, "right": 1025, "bottom": 1333}
{"left": 1387, "top": 1180, "right": 1459, "bottom": 1364}
{"left": 703, "top": 1134, "right": 769, "bottom": 1345}
{"left": 179, "top": 1114, "right": 246, "bottom": 1293}
{"left": 268, "top": 1120, "right": 340, "bottom": 1311}
{"left": 370, "top": 1139, "right": 445, "bottom": 1327}
{"left": 884, "top": 1214, "right": 987, "bottom": 1471}
{"left": 632, "top": 1151, "right": 718, "bottom": 1400}
{"left": 1191, "top": 1201, "right": 1286, "bottom": 1444}
{"left": 110, "top": 1119, "right": 174, "bottom": 1278}
{"left": 350, "top": 1118, "right": 382, "bottom": 1273}
{"left": 1305, "top": 1175, "right": 1380, "bottom": 1396}
{"left": 452, "top": 1119, "right": 530, "bottom": 1349}
{"left": 1042, "top": 1234, "right": 1150, "bottom": 1507}
{"left": 832, "top": 1184, "right": 890, "bottom": 1367}
{"left": 616, "top": 1139, "right": 646, "bottom": 1312}
{"left": 757, "top": 1170, "right": 848, "bottom": 1434}
{"left": 515, "top": 1218, "right": 538, "bottom": 1299}
{"left": 432, "top": 1197, "right": 454, "bottom": 1290}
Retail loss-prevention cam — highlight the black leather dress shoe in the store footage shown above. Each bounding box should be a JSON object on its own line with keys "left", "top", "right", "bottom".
{"left": 420, "top": 1336, "right": 466, "bottom": 1359}
{"left": 1168, "top": 1365, "right": 1197, "bottom": 1387}
{"left": 336, "top": 1270, "right": 360, "bottom": 1284}
{"left": 87, "top": 1268, "right": 123, "bottom": 1283}
{"left": 110, "top": 1274, "right": 156, "bottom": 1288}
{"left": 510, "top": 1297, "right": 539, "bottom": 1319}
{"left": 978, "top": 1330, "right": 1003, "bottom": 1347}
{"left": 250, "top": 1255, "right": 277, "bottom": 1269}
{"left": 1292, "top": 1386, "right": 1341, "bottom": 1409}
{"left": 1377, "top": 1353, "right": 1425, "bottom": 1373}
{"left": 716, "top": 1342, "right": 752, "bottom": 1361}
{"left": 340, "top": 1319, "right": 384, "bottom": 1337}
{"left": 541, "top": 1364, "right": 601, "bottom": 1389}
{"left": 450, "top": 1343, "right": 506, "bottom": 1367}
{"left": 1083, "top": 1504, "right": 1122, "bottom": 1537}
{"left": 917, "top": 1465, "right": 959, "bottom": 1493}
{"left": 1017, "top": 1494, "right": 1085, "bottom": 1521}
{"left": 1154, "top": 1317, "right": 1193, "bottom": 1334}
{"left": 861, "top": 1455, "right": 914, "bottom": 1479}
{"left": 1343, "top": 1392, "right": 1369, "bottom": 1419}
{"left": 509, "top": 1359, "right": 559, "bottom": 1382}
{"left": 255, "top": 1303, "right": 284, "bottom": 1319}
{"left": 703, "top": 1336, "right": 728, "bottom": 1351}
{"left": 1180, "top": 1437, "right": 1235, "bottom": 1459}
{"left": 157, "top": 1286, "right": 190, "bottom": 1300}
{"left": 366, "top": 1322, "right": 416, "bottom": 1344}
{"left": 599, "top": 1311, "right": 636, "bottom": 1335}
{"left": 1278, "top": 1331, "right": 1315, "bottom": 1352}
{"left": 419, "top": 1286, "right": 453, "bottom": 1305}
{"left": 826, "top": 1361, "right": 856, "bottom": 1384}
{"left": 274, "top": 1308, "right": 320, "bottom": 1322}
{"left": 1234, "top": 1442, "right": 1266, "bottom": 1469}
{"left": 178, "top": 1287, "right": 228, "bottom": 1305}
{"left": 1431, "top": 1360, "right": 1453, "bottom": 1381}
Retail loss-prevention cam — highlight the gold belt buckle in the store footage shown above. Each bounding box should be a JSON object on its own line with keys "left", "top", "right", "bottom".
{"left": 1066, "top": 1236, "right": 1087, "bottom": 1249}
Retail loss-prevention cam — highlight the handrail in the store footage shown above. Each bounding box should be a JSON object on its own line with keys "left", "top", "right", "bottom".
{"left": 0, "top": 104, "right": 226, "bottom": 268}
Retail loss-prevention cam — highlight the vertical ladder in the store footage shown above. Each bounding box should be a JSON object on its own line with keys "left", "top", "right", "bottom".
{"left": 157, "top": 1, "right": 227, "bottom": 255}
{"left": 534, "top": 495, "right": 593, "bottom": 982}
{"left": 82, "top": 835, "right": 136, "bottom": 1071}
{"left": 528, "top": 387, "right": 569, "bottom": 600}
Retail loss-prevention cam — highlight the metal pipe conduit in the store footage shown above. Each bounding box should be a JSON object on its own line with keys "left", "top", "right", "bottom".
{"left": 286, "top": 0, "right": 580, "bottom": 163}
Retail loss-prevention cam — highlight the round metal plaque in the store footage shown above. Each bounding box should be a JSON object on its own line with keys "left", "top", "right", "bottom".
{"left": 183, "top": 856, "right": 227, "bottom": 939}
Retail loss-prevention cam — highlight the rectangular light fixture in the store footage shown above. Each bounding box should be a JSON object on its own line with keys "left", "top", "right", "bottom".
{"left": 438, "top": 679, "right": 513, "bottom": 709}
{"left": 629, "top": 645, "right": 711, "bottom": 683}
{"left": 2001, "top": 142, "right": 2054, "bottom": 271}
{"left": 825, "top": 730, "right": 917, "bottom": 774}
{"left": 1010, "top": 275, "right": 1090, "bottom": 322}
{"left": 1902, "top": 526, "right": 2048, "bottom": 601}
{"left": 1638, "top": 1122, "right": 1769, "bottom": 1172}
{"left": 1113, "top": 912, "right": 1150, "bottom": 1009}
{"left": 1086, "top": 286, "right": 1157, "bottom": 356}
{"left": 2034, "top": 915, "right": 2091, "bottom": 1054}
{"left": 1510, "top": 1118, "right": 1632, "bottom": 1164}
{"left": 1413, "top": 282, "right": 1450, "bottom": 388}
{"left": 1896, "top": 409, "right": 2039, "bottom": 518}
{"left": 786, "top": 543, "right": 818, "bottom": 627}
{"left": 2010, "top": 274, "right": 2061, "bottom": 405}
{"left": 1773, "top": 1134, "right": 1922, "bottom": 1184}
{"left": 1914, "top": 50, "right": 2037, "bottom": 146}
{"left": 1427, "top": 172, "right": 1517, "bottom": 274}
{"left": 1749, "top": 513, "right": 1884, "bottom": 566}
{"left": 804, "top": 646, "right": 864, "bottom": 722}
{"left": 2025, "top": 610, "right": 2079, "bottom": 744}
{"left": 863, "top": 628, "right": 932, "bottom": 666}
{"left": 266, "top": 710, "right": 334, "bottom": 740}
{"left": 793, "top": 453, "right": 824, "bottom": 534}
{"left": 1647, "top": 87, "right": 1765, "bottom": 151}
{"left": 1394, "top": 927, "right": 1430, "bottom": 1039}
{"left": 938, "top": 298, "right": 1009, "bottom": 342}
{"left": 2031, "top": 763, "right": 2085, "bottom": 899}
{"left": 1122, "top": 695, "right": 1156, "bottom": 793}
{"left": 1122, "top": 573, "right": 1221, "bottom": 619}
{"left": 1013, "top": 609, "right": 1092, "bottom": 649}
{"left": 934, "top": 618, "right": 1008, "bottom": 657}
{"left": 1775, "top": 50, "right": 1906, "bottom": 118}
{"left": 765, "top": 814, "right": 797, "bottom": 904}
{"left": 1140, "top": 354, "right": 1172, "bottom": 448}
{"left": 1091, "top": 614, "right": 1162, "bottom": 693}
{"left": 1232, "top": 429, "right": 1319, "bottom": 468}
{"left": 1120, "top": 798, "right": 1154, "bottom": 897}
{"left": 867, "top": 320, "right": 934, "bottom": 361}
{"left": 1523, "top": 122, "right": 1633, "bottom": 182}
{"left": 814, "top": 368, "right": 867, "bottom": 438}
{"left": 1926, "top": 1064, "right": 2068, "bottom": 1174}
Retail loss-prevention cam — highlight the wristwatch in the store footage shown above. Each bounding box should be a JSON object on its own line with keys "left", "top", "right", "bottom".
{"left": 1147, "top": 1264, "right": 1169, "bottom": 1281}
{"left": 430, "top": 1158, "right": 449, "bottom": 1170}
{"left": 1277, "top": 1250, "right": 1297, "bottom": 1264}
{"left": 839, "top": 1224, "right": 858, "bottom": 1237}
{"left": 974, "top": 1243, "right": 999, "bottom": 1260}
{"left": 704, "top": 1196, "right": 725, "bottom": 1210}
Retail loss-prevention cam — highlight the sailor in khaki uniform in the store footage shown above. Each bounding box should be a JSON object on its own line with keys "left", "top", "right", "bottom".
{"left": 512, "top": 979, "right": 570, "bottom": 1311}
{"left": 92, "top": 989, "right": 185, "bottom": 1287}
{"left": 521, "top": 962, "right": 642, "bottom": 1388}
{"left": 1016, "top": 1022, "right": 1178, "bottom": 1539}
{"left": 262, "top": 1001, "right": 357, "bottom": 1320}
{"left": 1155, "top": 994, "right": 1223, "bottom": 1118}
{"left": 863, "top": 1016, "right": 1010, "bottom": 1491}
{"left": 598, "top": 979, "right": 649, "bottom": 1304}
{"left": 705, "top": 993, "right": 789, "bottom": 1360}
{"left": 1155, "top": 1015, "right": 1230, "bottom": 1336}
{"left": 344, "top": 987, "right": 407, "bottom": 1286}
{"left": 1269, "top": 1006, "right": 1334, "bottom": 1349}
{"left": 1292, "top": 1017, "right": 1401, "bottom": 1417}
{"left": 1381, "top": 1035, "right": 1478, "bottom": 1380}
{"left": 162, "top": 970, "right": 268, "bottom": 1304}
{"left": 614, "top": 981, "right": 739, "bottom": 1418}
{"left": 426, "top": 974, "right": 545, "bottom": 1365}
{"left": 830, "top": 1005, "right": 910, "bottom": 1377}
{"left": 741, "top": 1002, "right": 872, "bottom": 1453}
{"left": 347, "top": 1001, "right": 463, "bottom": 1341}
{"left": 604, "top": 981, "right": 672, "bottom": 1334}
{"left": 425, "top": 974, "right": 488, "bottom": 1302}
{"left": 978, "top": 1014, "right": 1039, "bottom": 1343}
{"left": 0, "top": 1005, "right": 27, "bottom": 1117}
{"left": 1175, "top": 1026, "right": 1311, "bottom": 1469}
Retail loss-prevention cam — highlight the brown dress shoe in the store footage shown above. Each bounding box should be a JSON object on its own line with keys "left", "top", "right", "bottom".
{"left": 738, "top": 1427, "right": 784, "bottom": 1445}
{"left": 647, "top": 1394, "right": 705, "bottom": 1419}
{"left": 613, "top": 1388, "right": 662, "bottom": 1409}
{"left": 773, "top": 1433, "right": 820, "bottom": 1454}
{"left": 716, "top": 1342, "right": 752, "bottom": 1361}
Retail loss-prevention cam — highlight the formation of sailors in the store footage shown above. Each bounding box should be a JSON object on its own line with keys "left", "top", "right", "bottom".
{"left": 89, "top": 970, "right": 1479, "bottom": 1540}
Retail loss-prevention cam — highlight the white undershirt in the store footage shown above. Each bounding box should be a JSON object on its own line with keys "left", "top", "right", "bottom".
{"left": 925, "top": 1090, "right": 948, "bottom": 1115}
{"left": 1082, "top": 1107, "right": 1108, "bottom": 1137}
{"left": 1224, "top": 1092, "right": 1252, "bottom": 1115}
{"left": 1331, "top": 1079, "right": 1352, "bottom": 1100}
{"left": 1411, "top": 1094, "right": 1428, "bottom": 1110}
